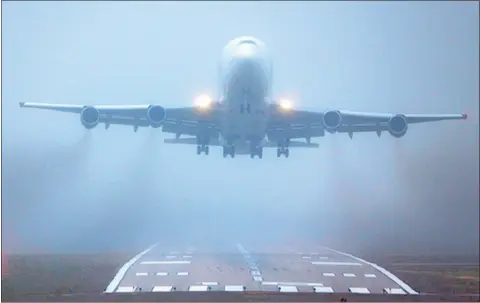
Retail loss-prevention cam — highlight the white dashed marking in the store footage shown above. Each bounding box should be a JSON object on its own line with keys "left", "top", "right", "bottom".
{"left": 278, "top": 286, "right": 299, "bottom": 293}
{"left": 313, "top": 286, "right": 334, "bottom": 293}
{"left": 202, "top": 282, "right": 219, "bottom": 286}
{"left": 116, "top": 286, "right": 137, "bottom": 293}
{"left": 312, "top": 261, "right": 362, "bottom": 266}
{"left": 302, "top": 256, "right": 311, "bottom": 259}
{"left": 349, "top": 287, "right": 370, "bottom": 294}
{"left": 384, "top": 288, "right": 407, "bottom": 294}
{"left": 189, "top": 285, "right": 210, "bottom": 292}
{"left": 225, "top": 285, "right": 246, "bottom": 292}
{"left": 343, "top": 273, "right": 356, "bottom": 277}
{"left": 322, "top": 272, "right": 336, "bottom": 277}
{"left": 166, "top": 255, "right": 176, "bottom": 259}
{"left": 318, "top": 256, "right": 329, "bottom": 259}
{"left": 321, "top": 246, "right": 418, "bottom": 295}
{"left": 177, "top": 272, "right": 189, "bottom": 276}
{"left": 152, "top": 286, "right": 175, "bottom": 292}
{"left": 262, "top": 282, "right": 323, "bottom": 287}
{"left": 135, "top": 272, "right": 148, "bottom": 276}
{"left": 156, "top": 272, "right": 168, "bottom": 276}
{"left": 141, "top": 261, "right": 191, "bottom": 265}
{"left": 364, "top": 273, "right": 377, "bottom": 278}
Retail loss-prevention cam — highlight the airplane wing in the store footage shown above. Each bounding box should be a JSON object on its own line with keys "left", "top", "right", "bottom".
{"left": 18, "top": 102, "right": 221, "bottom": 137}
{"left": 267, "top": 102, "right": 467, "bottom": 141}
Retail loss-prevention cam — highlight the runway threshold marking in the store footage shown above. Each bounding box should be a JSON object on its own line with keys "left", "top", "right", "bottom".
{"left": 320, "top": 246, "right": 419, "bottom": 295}
{"left": 104, "top": 244, "right": 157, "bottom": 293}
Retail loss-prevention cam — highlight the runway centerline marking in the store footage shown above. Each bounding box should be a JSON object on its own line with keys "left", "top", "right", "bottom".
{"left": 156, "top": 272, "right": 168, "bottom": 276}
{"left": 320, "top": 246, "right": 419, "bottom": 295}
{"left": 343, "top": 273, "right": 356, "bottom": 277}
{"left": 236, "top": 243, "right": 264, "bottom": 282}
{"left": 135, "top": 272, "right": 148, "bottom": 276}
{"left": 104, "top": 243, "right": 157, "bottom": 293}
{"left": 322, "top": 273, "right": 335, "bottom": 277}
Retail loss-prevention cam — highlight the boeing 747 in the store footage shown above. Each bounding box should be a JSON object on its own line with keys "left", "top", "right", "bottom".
{"left": 19, "top": 36, "right": 467, "bottom": 159}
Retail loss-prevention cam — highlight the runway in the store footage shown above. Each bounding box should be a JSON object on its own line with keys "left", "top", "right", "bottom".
{"left": 105, "top": 242, "right": 418, "bottom": 295}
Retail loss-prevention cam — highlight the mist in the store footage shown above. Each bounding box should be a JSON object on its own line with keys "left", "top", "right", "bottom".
{"left": 2, "top": 1, "right": 479, "bottom": 255}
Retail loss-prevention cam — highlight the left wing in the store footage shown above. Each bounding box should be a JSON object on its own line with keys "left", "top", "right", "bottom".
{"left": 18, "top": 102, "right": 221, "bottom": 136}
{"left": 267, "top": 102, "right": 467, "bottom": 141}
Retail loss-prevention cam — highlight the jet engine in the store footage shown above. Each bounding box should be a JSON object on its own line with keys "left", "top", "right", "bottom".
{"left": 147, "top": 105, "right": 166, "bottom": 128}
{"left": 322, "top": 110, "right": 342, "bottom": 132}
{"left": 80, "top": 106, "right": 100, "bottom": 129}
{"left": 387, "top": 114, "right": 408, "bottom": 138}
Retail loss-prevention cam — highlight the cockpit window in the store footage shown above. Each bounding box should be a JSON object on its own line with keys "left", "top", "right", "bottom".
{"left": 238, "top": 39, "right": 257, "bottom": 46}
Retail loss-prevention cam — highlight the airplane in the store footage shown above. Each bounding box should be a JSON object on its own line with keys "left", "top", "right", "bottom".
{"left": 19, "top": 36, "right": 467, "bottom": 159}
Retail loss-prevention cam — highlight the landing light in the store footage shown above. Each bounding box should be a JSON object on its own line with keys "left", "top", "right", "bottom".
{"left": 194, "top": 95, "right": 212, "bottom": 108}
{"left": 279, "top": 99, "right": 293, "bottom": 110}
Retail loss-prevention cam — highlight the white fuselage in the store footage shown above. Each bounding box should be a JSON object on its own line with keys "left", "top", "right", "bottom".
{"left": 217, "top": 36, "right": 273, "bottom": 148}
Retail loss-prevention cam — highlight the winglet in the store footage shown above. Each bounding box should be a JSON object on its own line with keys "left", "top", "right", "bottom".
{"left": 19, "top": 102, "right": 25, "bottom": 107}
{"left": 462, "top": 113, "right": 468, "bottom": 119}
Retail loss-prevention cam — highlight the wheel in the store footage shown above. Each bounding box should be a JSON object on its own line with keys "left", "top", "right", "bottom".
{"left": 250, "top": 154, "right": 255, "bottom": 159}
{"left": 285, "top": 148, "right": 290, "bottom": 158}
{"left": 205, "top": 146, "right": 209, "bottom": 155}
{"left": 223, "top": 148, "right": 227, "bottom": 158}
{"left": 277, "top": 148, "right": 281, "bottom": 157}
{"left": 196, "top": 145, "right": 201, "bottom": 155}
{"left": 258, "top": 147, "right": 263, "bottom": 159}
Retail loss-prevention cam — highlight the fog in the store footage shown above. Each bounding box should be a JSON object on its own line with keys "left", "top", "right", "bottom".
{"left": 2, "top": 2, "right": 479, "bottom": 255}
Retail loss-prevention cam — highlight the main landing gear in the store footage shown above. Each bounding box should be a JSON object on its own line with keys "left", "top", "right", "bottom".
{"left": 250, "top": 145, "right": 263, "bottom": 159}
{"left": 196, "top": 135, "right": 210, "bottom": 155}
{"left": 223, "top": 145, "right": 235, "bottom": 158}
{"left": 277, "top": 138, "right": 290, "bottom": 158}
{"left": 196, "top": 144, "right": 209, "bottom": 155}
{"left": 277, "top": 147, "right": 289, "bottom": 158}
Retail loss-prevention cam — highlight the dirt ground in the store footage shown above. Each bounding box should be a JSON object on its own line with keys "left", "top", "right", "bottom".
{"left": 1, "top": 253, "right": 130, "bottom": 301}
{"left": 2, "top": 253, "right": 479, "bottom": 301}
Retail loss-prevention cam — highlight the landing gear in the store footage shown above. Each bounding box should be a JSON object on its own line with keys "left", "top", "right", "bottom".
{"left": 197, "top": 145, "right": 209, "bottom": 155}
{"left": 250, "top": 144, "right": 263, "bottom": 159}
{"left": 223, "top": 145, "right": 235, "bottom": 158}
{"left": 277, "top": 147, "right": 289, "bottom": 158}
{"left": 277, "top": 138, "right": 290, "bottom": 158}
{"left": 196, "top": 134, "right": 210, "bottom": 155}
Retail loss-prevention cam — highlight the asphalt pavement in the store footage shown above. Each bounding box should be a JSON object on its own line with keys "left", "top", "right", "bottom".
{"left": 105, "top": 241, "right": 418, "bottom": 295}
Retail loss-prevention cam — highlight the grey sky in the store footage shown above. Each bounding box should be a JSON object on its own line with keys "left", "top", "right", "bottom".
{"left": 2, "top": 1, "right": 478, "bottom": 254}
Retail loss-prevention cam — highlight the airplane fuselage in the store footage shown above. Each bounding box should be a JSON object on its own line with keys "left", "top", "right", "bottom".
{"left": 217, "top": 37, "right": 273, "bottom": 151}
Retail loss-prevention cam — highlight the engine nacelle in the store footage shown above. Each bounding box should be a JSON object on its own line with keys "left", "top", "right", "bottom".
{"left": 80, "top": 106, "right": 100, "bottom": 129}
{"left": 322, "top": 110, "right": 342, "bottom": 132}
{"left": 147, "top": 105, "right": 166, "bottom": 128}
{"left": 388, "top": 114, "right": 408, "bottom": 138}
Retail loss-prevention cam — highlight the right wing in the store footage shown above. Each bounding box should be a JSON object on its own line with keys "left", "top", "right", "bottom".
{"left": 19, "top": 102, "right": 222, "bottom": 137}
{"left": 267, "top": 102, "right": 467, "bottom": 141}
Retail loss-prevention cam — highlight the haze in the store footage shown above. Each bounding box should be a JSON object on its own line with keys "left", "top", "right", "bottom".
{"left": 2, "top": 1, "right": 479, "bottom": 255}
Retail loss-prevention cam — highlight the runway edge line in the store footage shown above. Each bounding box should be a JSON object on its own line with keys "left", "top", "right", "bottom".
{"left": 321, "top": 246, "right": 419, "bottom": 295}
{"left": 104, "top": 244, "right": 158, "bottom": 293}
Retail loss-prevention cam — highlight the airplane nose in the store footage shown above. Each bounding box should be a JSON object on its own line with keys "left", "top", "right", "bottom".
{"left": 235, "top": 43, "right": 259, "bottom": 59}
